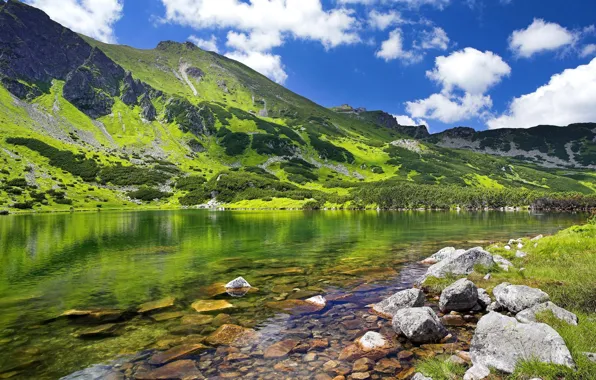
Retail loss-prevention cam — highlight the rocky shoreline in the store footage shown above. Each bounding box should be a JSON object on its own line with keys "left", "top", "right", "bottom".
{"left": 16, "top": 234, "right": 590, "bottom": 380}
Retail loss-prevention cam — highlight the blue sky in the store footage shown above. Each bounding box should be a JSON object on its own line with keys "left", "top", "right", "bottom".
{"left": 24, "top": 0, "right": 596, "bottom": 133}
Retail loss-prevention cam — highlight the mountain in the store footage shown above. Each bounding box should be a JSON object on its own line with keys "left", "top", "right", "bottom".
{"left": 0, "top": 0, "right": 595, "bottom": 212}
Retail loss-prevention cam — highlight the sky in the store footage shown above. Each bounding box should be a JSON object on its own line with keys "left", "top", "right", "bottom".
{"left": 22, "top": 0, "right": 596, "bottom": 133}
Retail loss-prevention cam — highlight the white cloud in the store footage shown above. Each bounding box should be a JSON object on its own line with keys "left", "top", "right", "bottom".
{"left": 225, "top": 51, "right": 288, "bottom": 84}
{"left": 368, "top": 10, "right": 405, "bottom": 31}
{"left": 338, "top": 0, "right": 450, "bottom": 9}
{"left": 188, "top": 35, "right": 219, "bottom": 52}
{"left": 375, "top": 29, "right": 422, "bottom": 63}
{"left": 487, "top": 58, "right": 596, "bottom": 129}
{"left": 25, "top": 0, "right": 123, "bottom": 43}
{"left": 417, "top": 27, "right": 449, "bottom": 50}
{"left": 393, "top": 114, "right": 428, "bottom": 127}
{"left": 226, "top": 30, "right": 283, "bottom": 53}
{"left": 509, "top": 19, "right": 577, "bottom": 58}
{"left": 406, "top": 93, "right": 492, "bottom": 123}
{"left": 160, "top": 0, "right": 360, "bottom": 49}
{"left": 426, "top": 47, "right": 511, "bottom": 94}
{"left": 581, "top": 44, "right": 596, "bottom": 58}
{"left": 404, "top": 48, "right": 510, "bottom": 123}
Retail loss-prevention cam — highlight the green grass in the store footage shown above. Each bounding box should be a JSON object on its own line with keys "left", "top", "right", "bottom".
{"left": 416, "top": 357, "right": 467, "bottom": 380}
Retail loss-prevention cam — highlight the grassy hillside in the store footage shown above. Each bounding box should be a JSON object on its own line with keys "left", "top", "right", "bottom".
{"left": 1, "top": 0, "right": 595, "bottom": 213}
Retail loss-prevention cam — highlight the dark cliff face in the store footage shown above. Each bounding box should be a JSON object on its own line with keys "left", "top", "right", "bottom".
{"left": 360, "top": 110, "right": 430, "bottom": 139}
{"left": 0, "top": 0, "right": 157, "bottom": 120}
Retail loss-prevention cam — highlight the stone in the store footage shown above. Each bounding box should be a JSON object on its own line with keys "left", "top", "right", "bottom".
{"left": 515, "top": 250, "right": 527, "bottom": 258}
{"left": 492, "top": 283, "right": 550, "bottom": 313}
{"left": 138, "top": 297, "right": 176, "bottom": 314}
{"left": 374, "top": 358, "right": 401, "bottom": 373}
{"left": 463, "top": 364, "right": 490, "bottom": 380}
{"left": 191, "top": 300, "right": 234, "bottom": 313}
{"left": 303, "top": 352, "right": 317, "bottom": 362}
{"left": 531, "top": 235, "right": 543, "bottom": 241}
{"left": 439, "top": 278, "right": 478, "bottom": 312}
{"left": 264, "top": 339, "right": 299, "bottom": 359}
{"left": 486, "top": 301, "right": 502, "bottom": 312}
{"left": 456, "top": 350, "right": 472, "bottom": 363}
{"left": 149, "top": 344, "right": 207, "bottom": 365}
{"left": 441, "top": 314, "right": 466, "bottom": 326}
{"left": 265, "top": 299, "right": 324, "bottom": 315}
{"left": 397, "top": 351, "right": 414, "bottom": 361}
{"left": 225, "top": 277, "right": 252, "bottom": 296}
{"left": 397, "top": 368, "right": 416, "bottom": 380}
{"left": 198, "top": 283, "right": 228, "bottom": 298}
{"left": 59, "top": 309, "right": 131, "bottom": 324}
{"left": 392, "top": 307, "right": 448, "bottom": 344}
{"left": 226, "top": 353, "right": 250, "bottom": 362}
{"left": 180, "top": 314, "right": 214, "bottom": 326}
{"left": 310, "top": 339, "right": 329, "bottom": 350}
{"left": 352, "top": 358, "right": 374, "bottom": 372}
{"left": 412, "top": 373, "right": 432, "bottom": 380}
{"left": 476, "top": 289, "right": 491, "bottom": 309}
{"left": 516, "top": 302, "right": 578, "bottom": 326}
{"left": 483, "top": 273, "right": 491, "bottom": 280}
{"left": 323, "top": 360, "right": 340, "bottom": 372}
{"left": 151, "top": 311, "right": 184, "bottom": 322}
{"left": 305, "top": 295, "right": 327, "bottom": 307}
{"left": 447, "top": 355, "right": 466, "bottom": 365}
{"left": 205, "top": 324, "right": 257, "bottom": 347}
{"left": 351, "top": 372, "right": 370, "bottom": 379}
{"left": 470, "top": 312, "right": 575, "bottom": 373}
{"left": 493, "top": 255, "right": 514, "bottom": 271}
{"left": 77, "top": 323, "right": 119, "bottom": 338}
{"left": 584, "top": 352, "right": 596, "bottom": 363}
{"left": 420, "top": 247, "right": 464, "bottom": 264}
{"left": 315, "top": 375, "right": 333, "bottom": 380}
{"left": 135, "top": 360, "right": 202, "bottom": 379}
{"left": 423, "top": 247, "right": 494, "bottom": 279}
{"left": 338, "top": 332, "right": 397, "bottom": 361}
{"left": 370, "top": 289, "right": 425, "bottom": 318}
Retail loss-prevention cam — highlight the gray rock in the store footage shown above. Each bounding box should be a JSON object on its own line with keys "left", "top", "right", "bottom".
{"left": 493, "top": 255, "right": 514, "bottom": 271}
{"left": 139, "top": 93, "right": 157, "bottom": 121}
{"left": 412, "top": 373, "right": 433, "bottom": 380}
{"left": 486, "top": 301, "right": 503, "bottom": 312}
{"left": 477, "top": 288, "right": 492, "bottom": 309}
{"left": 470, "top": 312, "right": 575, "bottom": 373}
{"left": 516, "top": 302, "right": 578, "bottom": 326}
{"left": 225, "top": 277, "right": 251, "bottom": 289}
{"left": 439, "top": 278, "right": 478, "bottom": 312}
{"left": 463, "top": 364, "right": 490, "bottom": 380}
{"left": 584, "top": 352, "right": 596, "bottom": 363}
{"left": 515, "top": 250, "right": 527, "bottom": 258}
{"left": 483, "top": 273, "right": 491, "bottom": 280}
{"left": 493, "top": 283, "right": 550, "bottom": 313}
{"left": 424, "top": 247, "right": 494, "bottom": 279}
{"left": 371, "top": 288, "right": 425, "bottom": 318}
{"left": 392, "top": 307, "right": 448, "bottom": 344}
{"left": 421, "top": 247, "right": 464, "bottom": 264}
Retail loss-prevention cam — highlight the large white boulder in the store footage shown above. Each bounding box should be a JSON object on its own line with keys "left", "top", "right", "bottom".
{"left": 423, "top": 247, "right": 494, "bottom": 280}
{"left": 516, "top": 302, "right": 578, "bottom": 326}
{"left": 470, "top": 312, "right": 575, "bottom": 374}
{"left": 421, "top": 247, "right": 465, "bottom": 264}
{"left": 493, "top": 283, "right": 549, "bottom": 313}
{"left": 392, "top": 307, "right": 448, "bottom": 344}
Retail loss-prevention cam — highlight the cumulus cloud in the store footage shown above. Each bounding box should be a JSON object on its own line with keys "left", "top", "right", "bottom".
{"left": 509, "top": 19, "right": 577, "bottom": 58}
{"left": 404, "top": 48, "right": 510, "bottom": 123}
{"left": 393, "top": 114, "right": 428, "bottom": 127}
{"left": 368, "top": 10, "right": 405, "bottom": 31}
{"left": 406, "top": 93, "right": 492, "bottom": 123}
{"left": 487, "top": 58, "right": 596, "bottom": 129}
{"left": 417, "top": 27, "right": 449, "bottom": 50}
{"left": 426, "top": 48, "right": 511, "bottom": 94}
{"left": 188, "top": 35, "right": 219, "bottom": 52}
{"left": 25, "top": 0, "right": 123, "bottom": 43}
{"left": 338, "top": 0, "right": 450, "bottom": 9}
{"left": 581, "top": 44, "right": 596, "bottom": 58}
{"left": 376, "top": 29, "right": 422, "bottom": 63}
{"left": 225, "top": 51, "right": 288, "bottom": 84}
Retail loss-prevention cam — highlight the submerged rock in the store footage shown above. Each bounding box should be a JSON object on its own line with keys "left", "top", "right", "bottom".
{"left": 76, "top": 323, "right": 120, "bottom": 338}
{"left": 191, "top": 300, "right": 234, "bottom": 313}
{"left": 338, "top": 332, "right": 398, "bottom": 361}
{"left": 492, "top": 283, "right": 549, "bottom": 313}
{"left": 135, "top": 359, "right": 202, "bottom": 380}
{"left": 470, "top": 312, "right": 574, "bottom": 373}
{"left": 516, "top": 302, "right": 578, "bottom": 326}
{"left": 392, "top": 307, "right": 448, "bottom": 344}
{"left": 305, "top": 295, "right": 327, "bottom": 307}
{"left": 371, "top": 288, "right": 425, "bottom": 318}
{"left": 205, "top": 324, "right": 257, "bottom": 347}
{"left": 265, "top": 299, "right": 325, "bottom": 315}
{"left": 439, "top": 278, "right": 478, "bottom": 312}
{"left": 423, "top": 247, "right": 494, "bottom": 280}
{"left": 138, "top": 297, "right": 176, "bottom": 314}
{"left": 148, "top": 343, "right": 207, "bottom": 365}
{"left": 264, "top": 339, "right": 299, "bottom": 359}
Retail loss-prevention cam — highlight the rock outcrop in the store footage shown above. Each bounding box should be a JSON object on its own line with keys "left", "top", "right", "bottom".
{"left": 492, "top": 283, "right": 550, "bottom": 314}
{"left": 423, "top": 247, "right": 494, "bottom": 280}
{"left": 371, "top": 288, "right": 426, "bottom": 318}
{"left": 516, "top": 302, "right": 578, "bottom": 326}
{"left": 469, "top": 312, "right": 575, "bottom": 374}
{"left": 392, "top": 307, "right": 448, "bottom": 344}
{"left": 439, "top": 278, "right": 478, "bottom": 312}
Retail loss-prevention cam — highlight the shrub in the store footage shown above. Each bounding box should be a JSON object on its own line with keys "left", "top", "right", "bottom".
{"left": 251, "top": 134, "right": 295, "bottom": 156}
{"left": 100, "top": 165, "right": 172, "bottom": 186}
{"left": 220, "top": 132, "right": 250, "bottom": 156}
{"left": 308, "top": 133, "right": 354, "bottom": 163}
{"left": 127, "top": 186, "right": 171, "bottom": 201}
{"left": 175, "top": 176, "right": 207, "bottom": 191}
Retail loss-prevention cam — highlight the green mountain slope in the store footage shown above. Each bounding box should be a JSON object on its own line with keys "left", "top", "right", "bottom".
{"left": 0, "top": 0, "right": 595, "bottom": 213}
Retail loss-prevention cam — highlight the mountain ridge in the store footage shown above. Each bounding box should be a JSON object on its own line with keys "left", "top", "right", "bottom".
{"left": 1, "top": 0, "right": 595, "bottom": 213}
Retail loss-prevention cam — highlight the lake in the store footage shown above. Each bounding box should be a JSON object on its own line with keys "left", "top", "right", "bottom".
{"left": 0, "top": 210, "right": 585, "bottom": 379}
